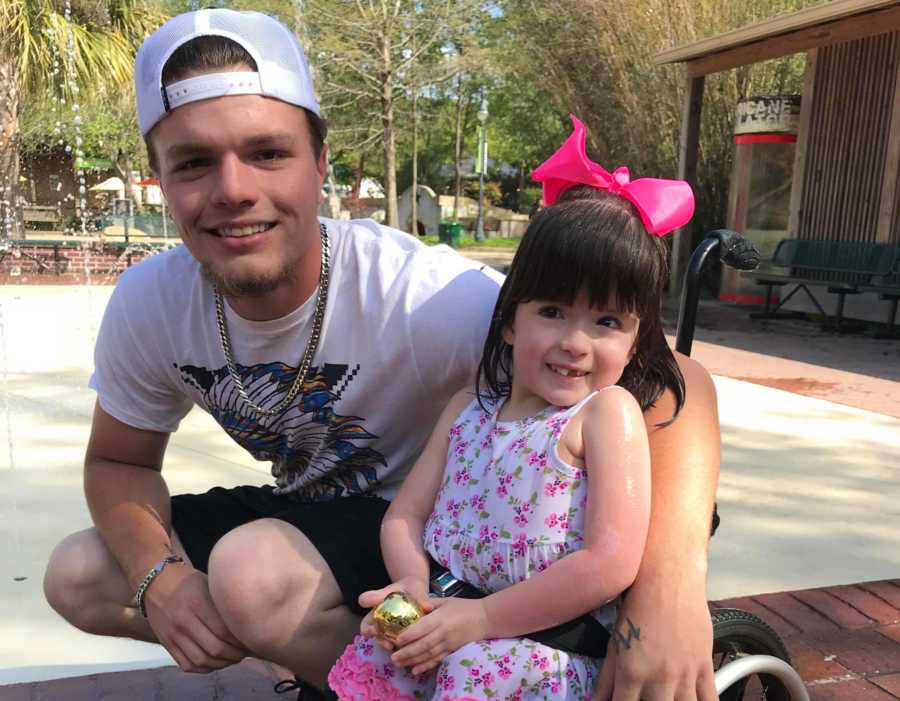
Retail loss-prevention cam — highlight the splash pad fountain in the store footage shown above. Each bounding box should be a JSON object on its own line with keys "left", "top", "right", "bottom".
{"left": 0, "top": 2, "right": 267, "bottom": 680}
{"left": 1, "top": 0, "right": 177, "bottom": 287}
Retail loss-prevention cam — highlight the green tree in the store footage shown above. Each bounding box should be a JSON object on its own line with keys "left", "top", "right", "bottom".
{"left": 499, "top": 0, "right": 823, "bottom": 239}
{"left": 480, "top": 81, "right": 567, "bottom": 212}
{"left": 21, "top": 82, "right": 149, "bottom": 191}
{"left": 1, "top": 0, "right": 164, "bottom": 235}
{"left": 303, "top": 0, "right": 485, "bottom": 228}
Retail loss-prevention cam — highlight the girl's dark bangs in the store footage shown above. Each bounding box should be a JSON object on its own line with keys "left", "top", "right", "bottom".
{"left": 596, "top": 233, "right": 664, "bottom": 318}
{"left": 508, "top": 205, "right": 662, "bottom": 316}
{"left": 510, "top": 230, "right": 606, "bottom": 306}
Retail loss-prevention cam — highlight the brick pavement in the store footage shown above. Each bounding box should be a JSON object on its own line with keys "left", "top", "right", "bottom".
{"left": 3, "top": 579, "right": 898, "bottom": 700}
{"left": 714, "top": 579, "right": 900, "bottom": 700}
{"left": 0, "top": 657, "right": 290, "bottom": 700}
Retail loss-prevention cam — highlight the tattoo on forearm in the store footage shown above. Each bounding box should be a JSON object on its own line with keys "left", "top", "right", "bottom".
{"left": 612, "top": 617, "right": 641, "bottom": 651}
{"left": 137, "top": 504, "right": 172, "bottom": 551}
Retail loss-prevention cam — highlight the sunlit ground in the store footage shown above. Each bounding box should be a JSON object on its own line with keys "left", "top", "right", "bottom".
{"left": 1, "top": 284, "right": 897, "bottom": 681}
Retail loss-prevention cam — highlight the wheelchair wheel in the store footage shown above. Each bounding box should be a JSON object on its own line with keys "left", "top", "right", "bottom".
{"left": 712, "top": 608, "right": 793, "bottom": 701}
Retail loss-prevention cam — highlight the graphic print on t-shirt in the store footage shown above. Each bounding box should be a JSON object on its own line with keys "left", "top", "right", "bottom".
{"left": 177, "top": 360, "right": 386, "bottom": 500}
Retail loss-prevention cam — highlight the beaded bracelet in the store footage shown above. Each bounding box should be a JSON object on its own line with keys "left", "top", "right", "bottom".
{"left": 134, "top": 555, "right": 184, "bottom": 618}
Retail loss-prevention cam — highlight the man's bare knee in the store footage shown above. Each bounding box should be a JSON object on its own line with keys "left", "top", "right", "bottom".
{"left": 206, "top": 519, "right": 356, "bottom": 680}
{"left": 207, "top": 519, "right": 341, "bottom": 633}
{"left": 44, "top": 529, "right": 129, "bottom": 632}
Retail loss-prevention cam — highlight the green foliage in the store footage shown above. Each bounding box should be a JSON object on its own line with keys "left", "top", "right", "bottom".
{"left": 463, "top": 179, "right": 502, "bottom": 205}
{"left": 516, "top": 185, "right": 542, "bottom": 211}
{"left": 480, "top": 19, "right": 568, "bottom": 173}
{"left": 20, "top": 87, "right": 143, "bottom": 167}
{"left": 497, "top": 0, "right": 825, "bottom": 240}
{"left": 7, "top": 0, "right": 831, "bottom": 245}
{"left": 3, "top": 0, "right": 165, "bottom": 101}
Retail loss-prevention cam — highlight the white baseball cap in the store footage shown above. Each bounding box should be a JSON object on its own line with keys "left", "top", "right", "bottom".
{"left": 135, "top": 9, "right": 321, "bottom": 136}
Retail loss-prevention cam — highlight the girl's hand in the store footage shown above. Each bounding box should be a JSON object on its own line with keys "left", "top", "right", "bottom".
{"left": 390, "top": 597, "right": 488, "bottom": 674}
{"left": 358, "top": 577, "right": 434, "bottom": 651}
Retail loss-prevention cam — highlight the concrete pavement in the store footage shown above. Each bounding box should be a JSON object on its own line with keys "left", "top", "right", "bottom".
{"left": 0, "top": 281, "right": 898, "bottom": 685}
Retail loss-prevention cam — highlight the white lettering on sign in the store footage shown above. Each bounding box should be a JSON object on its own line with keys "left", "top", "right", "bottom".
{"left": 735, "top": 96, "right": 801, "bottom": 135}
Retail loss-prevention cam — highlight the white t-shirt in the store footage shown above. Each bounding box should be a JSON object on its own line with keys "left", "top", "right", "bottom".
{"left": 91, "top": 218, "right": 502, "bottom": 500}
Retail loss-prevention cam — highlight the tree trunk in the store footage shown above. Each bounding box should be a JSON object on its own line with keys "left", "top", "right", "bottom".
{"left": 453, "top": 72, "right": 464, "bottom": 221}
{"left": 326, "top": 162, "right": 341, "bottom": 219}
{"left": 515, "top": 162, "right": 525, "bottom": 212}
{"left": 409, "top": 26, "right": 418, "bottom": 236}
{"left": 352, "top": 153, "right": 365, "bottom": 202}
{"left": 0, "top": 48, "right": 22, "bottom": 237}
{"left": 410, "top": 86, "right": 418, "bottom": 235}
{"left": 121, "top": 153, "right": 134, "bottom": 243}
{"left": 382, "top": 90, "right": 398, "bottom": 228}
{"left": 381, "top": 29, "right": 398, "bottom": 229}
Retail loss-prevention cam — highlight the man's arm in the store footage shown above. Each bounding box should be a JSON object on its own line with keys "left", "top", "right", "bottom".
{"left": 85, "top": 402, "right": 246, "bottom": 673}
{"left": 85, "top": 402, "right": 173, "bottom": 587}
{"left": 593, "top": 354, "right": 720, "bottom": 701}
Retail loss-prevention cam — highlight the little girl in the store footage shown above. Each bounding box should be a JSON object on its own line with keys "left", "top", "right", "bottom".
{"left": 327, "top": 115, "right": 695, "bottom": 701}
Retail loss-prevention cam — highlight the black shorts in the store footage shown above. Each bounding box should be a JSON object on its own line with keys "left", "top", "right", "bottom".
{"left": 170, "top": 485, "right": 391, "bottom": 615}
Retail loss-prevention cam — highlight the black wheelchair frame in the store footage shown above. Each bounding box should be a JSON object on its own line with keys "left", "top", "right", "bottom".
{"left": 676, "top": 230, "right": 808, "bottom": 701}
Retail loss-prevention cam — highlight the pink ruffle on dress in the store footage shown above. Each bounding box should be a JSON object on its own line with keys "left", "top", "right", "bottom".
{"left": 328, "top": 392, "right": 616, "bottom": 700}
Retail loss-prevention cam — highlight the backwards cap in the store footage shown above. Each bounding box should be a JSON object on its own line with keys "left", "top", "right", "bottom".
{"left": 135, "top": 9, "right": 320, "bottom": 136}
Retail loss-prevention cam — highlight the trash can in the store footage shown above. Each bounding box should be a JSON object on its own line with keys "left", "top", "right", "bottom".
{"left": 438, "top": 221, "right": 462, "bottom": 248}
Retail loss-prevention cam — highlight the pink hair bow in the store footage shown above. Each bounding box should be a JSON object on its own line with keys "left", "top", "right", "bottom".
{"left": 531, "top": 115, "right": 695, "bottom": 236}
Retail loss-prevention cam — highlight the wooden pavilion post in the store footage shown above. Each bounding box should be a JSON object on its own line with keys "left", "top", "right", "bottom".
{"left": 670, "top": 72, "right": 705, "bottom": 297}
{"left": 787, "top": 49, "right": 817, "bottom": 239}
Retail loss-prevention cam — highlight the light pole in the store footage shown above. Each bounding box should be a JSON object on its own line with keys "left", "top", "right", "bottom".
{"left": 475, "top": 96, "right": 488, "bottom": 242}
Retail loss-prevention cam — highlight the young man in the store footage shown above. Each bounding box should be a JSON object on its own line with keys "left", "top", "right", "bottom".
{"left": 44, "top": 10, "right": 721, "bottom": 701}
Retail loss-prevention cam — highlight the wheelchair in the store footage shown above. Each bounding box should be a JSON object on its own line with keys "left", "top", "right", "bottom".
{"left": 676, "top": 230, "right": 810, "bottom": 701}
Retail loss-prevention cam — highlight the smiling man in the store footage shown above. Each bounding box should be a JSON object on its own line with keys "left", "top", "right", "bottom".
{"left": 42, "top": 9, "right": 501, "bottom": 700}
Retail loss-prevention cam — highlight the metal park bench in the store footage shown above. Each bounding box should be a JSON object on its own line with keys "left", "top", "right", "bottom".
{"left": 747, "top": 239, "right": 898, "bottom": 330}
{"left": 23, "top": 205, "right": 63, "bottom": 231}
{"left": 860, "top": 251, "right": 900, "bottom": 336}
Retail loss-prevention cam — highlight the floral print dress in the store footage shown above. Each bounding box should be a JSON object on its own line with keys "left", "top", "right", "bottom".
{"left": 328, "top": 391, "right": 618, "bottom": 701}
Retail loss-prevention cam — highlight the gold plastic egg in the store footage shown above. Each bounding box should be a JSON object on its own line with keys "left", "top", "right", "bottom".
{"left": 372, "top": 591, "right": 424, "bottom": 640}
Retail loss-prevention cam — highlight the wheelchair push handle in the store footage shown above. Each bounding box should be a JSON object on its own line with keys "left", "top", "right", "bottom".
{"left": 675, "top": 229, "right": 760, "bottom": 357}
